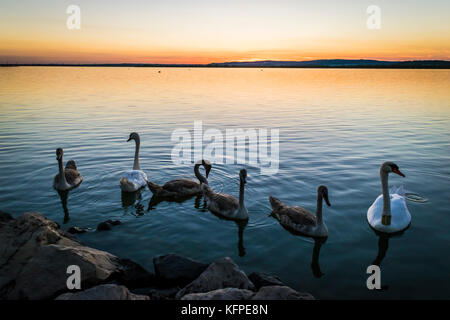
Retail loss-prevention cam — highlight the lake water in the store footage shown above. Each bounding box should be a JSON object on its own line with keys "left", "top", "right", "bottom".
{"left": 0, "top": 67, "right": 449, "bottom": 299}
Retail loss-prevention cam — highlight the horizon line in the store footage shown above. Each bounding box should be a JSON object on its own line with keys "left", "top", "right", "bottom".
{"left": 1, "top": 58, "right": 449, "bottom": 69}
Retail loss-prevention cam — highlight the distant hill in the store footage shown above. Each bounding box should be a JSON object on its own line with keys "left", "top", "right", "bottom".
{"left": 207, "top": 59, "right": 450, "bottom": 68}
{"left": 1, "top": 59, "right": 449, "bottom": 68}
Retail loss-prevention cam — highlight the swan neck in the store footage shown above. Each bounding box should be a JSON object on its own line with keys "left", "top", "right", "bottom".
{"left": 194, "top": 164, "right": 207, "bottom": 184}
{"left": 133, "top": 138, "right": 140, "bottom": 170}
{"left": 380, "top": 169, "right": 391, "bottom": 217}
{"left": 316, "top": 192, "right": 323, "bottom": 224}
{"left": 58, "top": 157, "right": 68, "bottom": 185}
{"left": 238, "top": 179, "right": 245, "bottom": 209}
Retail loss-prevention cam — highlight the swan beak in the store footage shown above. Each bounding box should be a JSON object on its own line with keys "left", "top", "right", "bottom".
{"left": 206, "top": 167, "right": 211, "bottom": 178}
{"left": 127, "top": 137, "right": 131, "bottom": 142}
{"left": 324, "top": 196, "right": 331, "bottom": 207}
{"left": 392, "top": 168, "right": 405, "bottom": 177}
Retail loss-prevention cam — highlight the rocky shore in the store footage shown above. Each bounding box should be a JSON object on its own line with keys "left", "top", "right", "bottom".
{"left": 0, "top": 211, "right": 314, "bottom": 300}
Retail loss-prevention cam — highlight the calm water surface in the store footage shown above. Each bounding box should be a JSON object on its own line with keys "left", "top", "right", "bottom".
{"left": 0, "top": 67, "right": 449, "bottom": 299}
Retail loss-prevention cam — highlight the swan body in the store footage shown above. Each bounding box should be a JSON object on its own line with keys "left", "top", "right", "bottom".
{"left": 202, "top": 169, "right": 248, "bottom": 220}
{"left": 367, "top": 162, "right": 411, "bottom": 233}
{"left": 367, "top": 192, "right": 411, "bottom": 233}
{"left": 270, "top": 186, "right": 331, "bottom": 238}
{"left": 120, "top": 170, "right": 148, "bottom": 193}
{"left": 120, "top": 132, "right": 148, "bottom": 192}
{"left": 147, "top": 160, "right": 211, "bottom": 198}
{"left": 53, "top": 148, "right": 82, "bottom": 191}
{"left": 367, "top": 161, "right": 411, "bottom": 233}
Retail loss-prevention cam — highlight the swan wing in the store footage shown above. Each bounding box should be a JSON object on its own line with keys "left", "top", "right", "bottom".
{"left": 162, "top": 179, "right": 200, "bottom": 192}
{"left": 284, "top": 206, "right": 317, "bottom": 226}
{"left": 208, "top": 192, "right": 239, "bottom": 214}
{"left": 65, "top": 169, "right": 82, "bottom": 186}
{"left": 367, "top": 195, "right": 383, "bottom": 226}
{"left": 390, "top": 185, "right": 406, "bottom": 198}
{"left": 123, "top": 170, "right": 148, "bottom": 188}
{"left": 65, "top": 160, "right": 77, "bottom": 171}
{"left": 390, "top": 193, "right": 411, "bottom": 229}
{"left": 367, "top": 193, "right": 411, "bottom": 233}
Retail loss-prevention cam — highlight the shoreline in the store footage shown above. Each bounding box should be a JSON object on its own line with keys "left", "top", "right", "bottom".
{"left": 0, "top": 211, "right": 314, "bottom": 300}
{"left": 2, "top": 65, "right": 449, "bottom": 69}
{"left": 1, "top": 59, "right": 449, "bottom": 69}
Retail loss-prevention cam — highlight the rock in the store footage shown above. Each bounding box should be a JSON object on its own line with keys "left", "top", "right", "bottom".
{"left": 67, "top": 226, "right": 88, "bottom": 234}
{"left": 0, "top": 213, "right": 80, "bottom": 298}
{"left": 7, "top": 243, "right": 123, "bottom": 300}
{"left": 176, "top": 257, "right": 254, "bottom": 299}
{"left": 181, "top": 288, "right": 255, "bottom": 300}
{"left": 131, "top": 286, "right": 180, "bottom": 300}
{"left": 55, "top": 284, "right": 149, "bottom": 300}
{"left": 97, "top": 220, "right": 121, "bottom": 231}
{"left": 153, "top": 254, "right": 208, "bottom": 287}
{"left": 97, "top": 222, "right": 112, "bottom": 231}
{"left": 251, "top": 285, "right": 315, "bottom": 300}
{"left": 248, "top": 272, "right": 284, "bottom": 290}
{"left": 0, "top": 211, "right": 13, "bottom": 225}
{"left": 114, "top": 258, "right": 156, "bottom": 289}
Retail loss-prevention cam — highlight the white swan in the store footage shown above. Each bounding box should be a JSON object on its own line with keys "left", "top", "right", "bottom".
{"left": 201, "top": 169, "right": 248, "bottom": 220}
{"left": 120, "top": 132, "right": 148, "bottom": 192}
{"left": 367, "top": 161, "right": 411, "bottom": 233}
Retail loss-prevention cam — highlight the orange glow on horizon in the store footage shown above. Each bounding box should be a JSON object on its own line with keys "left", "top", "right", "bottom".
{"left": 0, "top": 1, "right": 449, "bottom": 64}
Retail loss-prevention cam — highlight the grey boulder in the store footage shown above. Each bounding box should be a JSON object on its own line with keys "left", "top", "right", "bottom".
{"left": 251, "top": 285, "right": 315, "bottom": 300}
{"left": 0, "top": 212, "right": 80, "bottom": 298}
{"left": 153, "top": 254, "right": 208, "bottom": 286}
{"left": 8, "top": 244, "right": 123, "bottom": 300}
{"left": 181, "top": 287, "right": 255, "bottom": 300}
{"left": 55, "top": 284, "right": 149, "bottom": 300}
{"left": 248, "top": 272, "right": 284, "bottom": 290}
{"left": 176, "top": 257, "right": 254, "bottom": 299}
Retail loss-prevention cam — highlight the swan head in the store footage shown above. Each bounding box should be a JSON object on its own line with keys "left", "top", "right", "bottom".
{"left": 381, "top": 161, "right": 405, "bottom": 177}
{"left": 127, "top": 132, "right": 140, "bottom": 142}
{"left": 56, "top": 148, "right": 63, "bottom": 161}
{"left": 239, "top": 169, "right": 247, "bottom": 184}
{"left": 318, "top": 185, "right": 331, "bottom": 206}
{"left": 202, "top": 159, "right": 212, "bottom": 178}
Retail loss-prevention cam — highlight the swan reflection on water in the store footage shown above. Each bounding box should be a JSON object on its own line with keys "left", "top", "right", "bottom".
{"left": 147, "top": 193, "right": 203, "bottom": 211}
{"left": 370, "top": 226, "right": 409, "bottom": 291}
{"left": 271, "top": 212, "right": 327, "bottom": 278}
{"left": 208, "top": 210, "right": 248, "bottom": 257}
{"left": 148, "top": 190, "right": 248, "bottom": 257}
{"left": 57, "top": 189, "right": 70, "bottom": 224}
{"left": 121, "top": 190, "right": 145, "bottom": 216}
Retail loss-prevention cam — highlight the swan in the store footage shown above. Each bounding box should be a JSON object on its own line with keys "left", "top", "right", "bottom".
{"left": 120, "top": 132, "right": 148, "bottom": 192}
{"left": 269, "top": 185, "right": 331, "bottom": 238}
{"left": 201, "top": 169, "right": 248, "bottom": 220}
{"left": 367, "top": 161, "right": 411, "bottom": 233}
{"left": 147, "top": 159, "right": 211, "bottom": 198}
{"left": 53, "top": 148, "right": 83, "bottom": 191}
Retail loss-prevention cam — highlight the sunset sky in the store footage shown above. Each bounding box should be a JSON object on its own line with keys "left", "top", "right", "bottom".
{"left": 1, "top": 0, "right": 449, "bottom": 64}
